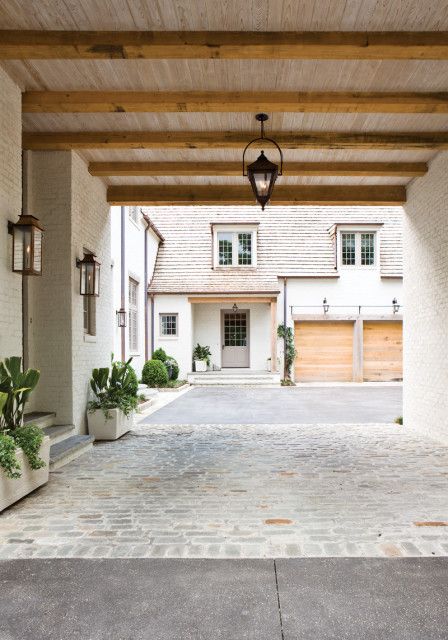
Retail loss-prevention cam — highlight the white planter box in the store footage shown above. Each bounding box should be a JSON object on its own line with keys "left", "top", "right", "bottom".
{"left": 87, "top": 408, "right": 134, "bottom": 441}
{"left": 194, "top": 360, "right": 207, "bottom": 372}
{"left": 0, "top": 436, "right": 50, "bottom": 513}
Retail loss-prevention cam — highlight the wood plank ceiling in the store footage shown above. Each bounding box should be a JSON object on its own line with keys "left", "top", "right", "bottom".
{"left": 1, "top": 0, "right": 448, "bottom": 205}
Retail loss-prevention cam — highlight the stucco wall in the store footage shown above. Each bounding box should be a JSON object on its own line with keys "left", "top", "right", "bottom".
{"left": 0, "top": 67, "right": 22, "bottom": 360}
{"left": 153, "top": 295, "right": 192, "bottom": 377}
{"left": 28, "top": 151, "right": 112, "bottom": 433}
{"left": 403, "top": 151, "right": 448, "bottom": 443}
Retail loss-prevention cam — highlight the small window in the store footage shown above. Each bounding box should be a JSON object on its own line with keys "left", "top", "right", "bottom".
{"left": 216, "top": 230, "right": 254, "bottom": 267}
{"left": 160, "top": 314, "right": 178, "bottom": 337}
{"left": 340, "top": 231, "right": 376, "bottom": 267}
{"left": 128, "top": 278, "right": 138, "bottom": 352}
{"left": 128, "top": 206, "right": 139, "bottom": 224}
{"left": 83, "top": 296, "right": 96, "bottom": 336}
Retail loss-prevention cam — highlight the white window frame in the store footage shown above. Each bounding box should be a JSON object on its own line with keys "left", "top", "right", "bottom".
{"left": 128, "top": 277, "right": 139, "bottom": 353}
{"left": 159, "top": 313, "right": 179, "bottom": 339}
{"left": 213, "top": 224, "right": 258, "bottom": 268}
{"left": 338, "top": 226, "right": 381, "bottom": 270}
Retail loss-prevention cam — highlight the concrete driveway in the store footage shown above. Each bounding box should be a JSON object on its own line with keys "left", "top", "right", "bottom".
{"left": 143, "top": 385, "right": 402, "bottom": 424}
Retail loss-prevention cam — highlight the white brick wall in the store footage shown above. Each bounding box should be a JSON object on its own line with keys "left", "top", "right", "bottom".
{"left": 28, "top": 151, "right": 112, "bottom": 433}
{"left": 0, "top": 67, "right": 22, "bottom": 359}
{"left": 404, "top": 151, "right": 448, "bottom": 443}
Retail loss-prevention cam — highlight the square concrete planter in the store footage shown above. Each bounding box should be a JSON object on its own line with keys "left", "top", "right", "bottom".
{"left": 87, "top": 408, "right": 134, "bottom": 441}
{"left": 0, "top": 436, "right": 50, "bottom": 512}
{"left": 194, "top": 360, "right": 207, "bottom": 372}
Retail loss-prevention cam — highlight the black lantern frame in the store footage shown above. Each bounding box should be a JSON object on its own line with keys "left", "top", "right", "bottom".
{"left": 323, "top": 298, "right": 330, "bottom": 314}
{"left": 392, "top": 298, "right": 400, "bottom": 314}
{"left": 9, "top": 214, "right": 44, "bottom": 276}
{"left": 243, "top": 113, "right": 283, "bottom": 210}
{"left": 76, "top": 253, "right": 101, "bottom": 297}
{"left": 116, "top": 308, "right": 127, "bottom": 327}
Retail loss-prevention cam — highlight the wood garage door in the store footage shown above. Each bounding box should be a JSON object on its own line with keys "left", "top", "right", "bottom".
{"left": 363, "top": 321, "right": 403, "bottom": 382}
{"left": 294, "top": 321, "right": 354, "bottom": 382}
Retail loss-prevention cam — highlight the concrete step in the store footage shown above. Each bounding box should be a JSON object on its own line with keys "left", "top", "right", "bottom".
{"left": 188, "top": 373, "right": 281, "bottom": 386}
{"left": 23, "top": 411, "right": 56, "bottom": 429}
{"left": 50, "top": 435, "right": 94, "bottom": 472}
{"left": 42, "top": 424, "right": 75, "bottom": 445}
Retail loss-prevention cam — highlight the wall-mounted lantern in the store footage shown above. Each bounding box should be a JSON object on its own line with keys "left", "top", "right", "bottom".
{"left": 76, "top": 253, "right": 100, "bottom": 296}
{"left": 9, "top": 214, "right": 44, "bottom": 276}
{"left": 392, "top": 298, "right": 400, "bottom": 314}
{"left": 243, "top": 113, "right": 283, "bottom": 210}
{"left": 116, "top": 308, "right": 127, "bottom": 327}
{"left": 323, "top": 297, "right": 329, "bottom": 314}
{"left": 232, "top": 303, "right": 239, "bottom": 313}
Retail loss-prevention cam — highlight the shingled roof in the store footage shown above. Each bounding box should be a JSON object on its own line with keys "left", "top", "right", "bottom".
{"left": 146, "top": 206, "right": 403, "bottom": 294}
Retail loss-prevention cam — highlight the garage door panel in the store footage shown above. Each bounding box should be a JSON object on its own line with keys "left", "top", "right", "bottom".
{"left": 294, "top": 321, "right": 354, "bottom": 382}
{"left": 363, "top": 321, "right": 403, "bottom": 382}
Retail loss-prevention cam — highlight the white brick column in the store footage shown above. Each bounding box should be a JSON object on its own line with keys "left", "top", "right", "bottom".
{"left": 403, "top": 151, "right": 448, "bottom": 443}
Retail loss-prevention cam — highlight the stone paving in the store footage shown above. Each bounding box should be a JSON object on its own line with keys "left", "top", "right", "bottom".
{"left": 0, "top": 420, "right": 447, "bottom": 559}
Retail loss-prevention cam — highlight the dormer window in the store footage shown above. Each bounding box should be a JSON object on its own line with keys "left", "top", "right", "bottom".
{"left": 337, "top": 225, "right": 381, "bottom": 269}
{"left": 213, "top": 224, "right": 258, "bottom": 268}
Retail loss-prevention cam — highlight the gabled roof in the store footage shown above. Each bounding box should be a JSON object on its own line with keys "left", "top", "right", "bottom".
{"left": 146, "top": 205, "right": 402, "bottom": 294}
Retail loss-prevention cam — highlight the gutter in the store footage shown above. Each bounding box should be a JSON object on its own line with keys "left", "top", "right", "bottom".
{"left": 120, "top": 206, "right": 126, "bottom": 362}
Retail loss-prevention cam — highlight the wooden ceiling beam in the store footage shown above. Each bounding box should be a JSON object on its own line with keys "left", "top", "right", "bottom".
{"left": 89, "top": 161, "right": 427, "bottom": 177}
{"left": 22, "top": 91, "right": 448, "bottom": 114}
{"left": 2, "top": 30, "right": 448, "bottom": 59}
{"left": 107, "top": 185, "right": 406, "bottom": 206}
{"left": 23, "top": 130, "right": 448, "bottom": 150}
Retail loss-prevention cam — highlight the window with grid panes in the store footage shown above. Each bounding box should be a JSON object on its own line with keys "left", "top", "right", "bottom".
{"left": 160, "top": 314, "right": 178, "bottom": 336}
{"left": 361, "top": 233, "right": 375, "bottom": 265}
{"left": 238, "top": 233, "right": 252, "bottom": 265}
{"left": 341, "top": 233, "right": 356, "bottom": 265}
{"left": 217, "top": 231, "right": 253, "bottom": 266}
{"left": 218, "top": 232, "right": 233, "bottom": 265}
{"left": 128, "top": 278, "right": 138, "bottom": 352}
{"left": 340, "top": 231, "right": 376, "bottom": 267}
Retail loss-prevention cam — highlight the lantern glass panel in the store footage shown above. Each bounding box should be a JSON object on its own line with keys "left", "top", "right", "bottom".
{"left": 33, "top": 228, "right": 42, "bottom": 273}
{"left": 253, "top": 172, "right": 273, "bottom": 197}
{"left": 94, "top": 263, "right": 100, "bottom": 296}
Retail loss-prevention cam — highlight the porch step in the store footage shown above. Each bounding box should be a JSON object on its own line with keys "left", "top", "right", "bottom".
{"left": 42, "top": 424, "right": 75, "bottom": 445}
{"left": 49, "top": 435, "right": 94, "bottom": 472}
{"left": 23, "top": 411, "right": 56, "bottom": 429}
{"left": 187, "top": 372, "right": 281, "bottom": 386}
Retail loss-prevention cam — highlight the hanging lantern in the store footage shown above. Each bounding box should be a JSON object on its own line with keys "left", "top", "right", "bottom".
{"left": 10, "top": 214, "right": 44, "bottom": 276}
{"left": 232, "top": 303, "right": 239, "bottom": 313}
{"left": 76, "top": 253, "right": 100, "bottom": 296}
{"left": 243, "top": 113, "right": 283, "bottom": 210}
{"left": 392, "top": 298, "right": 400, "bottom": 314}
{"left": 116, "top": 308, "right": 127, "bottom": 327}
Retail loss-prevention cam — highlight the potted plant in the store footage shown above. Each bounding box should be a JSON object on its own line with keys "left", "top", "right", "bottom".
{"left": 193, "top": 344, "right": 211, "bottom": 372}
{"left": 87, "top": 357, "right": 138, "bottom": 441}
{"left": 0, "top": 357, "right": 50, "bottom": 512}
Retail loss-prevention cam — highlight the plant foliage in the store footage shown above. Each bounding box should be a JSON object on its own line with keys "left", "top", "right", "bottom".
{"left": 277, "top": 325, "right": 297, "bottom": 380}
{"left": 88, "top": 356, "right": 138, "bottom": 417}
{"left": 152, "top": 348, "right": 167, "bottom": 363}
{"left": 141, "top": 360, "right": 169, "bottom": 387}
{"left": 192, "top": 344, "right": 212, "bottom": 366}
{"left": 164, "top": 357, "right": 179, "bottom": 381}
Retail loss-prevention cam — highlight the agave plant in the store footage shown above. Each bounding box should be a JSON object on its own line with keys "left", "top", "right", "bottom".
{"left": 0, "top": 357, "right": 40, "bottom": 431}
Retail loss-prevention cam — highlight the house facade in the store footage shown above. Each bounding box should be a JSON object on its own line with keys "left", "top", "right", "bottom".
{"left": 114, "top": 205, "right": 403, "bottom": 382}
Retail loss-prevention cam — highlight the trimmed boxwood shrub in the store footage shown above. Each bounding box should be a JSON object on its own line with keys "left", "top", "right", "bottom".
{"left": 142, "top": 359, "right": 169, "bottom": 387}
{"left": 152, "top": 348, "right": 167, "bottom": 363}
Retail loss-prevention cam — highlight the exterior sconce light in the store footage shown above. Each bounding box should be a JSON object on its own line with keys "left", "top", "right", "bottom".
{"left": 392, "top": 298, "right": 400, "bottom": 314}
{"left": 323, "top": 298, "right": 329, "bottom": 314}
{"left": 76, "top": 253, "right": 100, "bottom": 296}
{"left": 232, "top": 303, "right": 239, "bottom": 313}
{"left": 116, "top": 308, "right": 127, "bottom": 327}
{"left": 243, "top": 113, "right": 283, "bottom": 210}
{"left": 9, "top": 214, "right": 44, "bottom": 276}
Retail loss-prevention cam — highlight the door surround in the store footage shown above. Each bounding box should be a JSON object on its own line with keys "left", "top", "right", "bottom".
{"left": 221, "top": 308, "right": 250, "bottom": 368}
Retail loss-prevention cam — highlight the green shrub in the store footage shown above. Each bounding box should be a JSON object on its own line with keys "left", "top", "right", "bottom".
{"left": 142, "top": 360, "right": 169, "bottom": 387}
{"left": 395, "top": 416, "right": 403, "bottom": 425}
{"left": 0, "top": 432, "right": 21, "bottom": 479}
{"left": 152, "top": 348, "right": 167, "bottom": 363}
{"left": 165, "top": 357, "right": 179, "bottom": 381}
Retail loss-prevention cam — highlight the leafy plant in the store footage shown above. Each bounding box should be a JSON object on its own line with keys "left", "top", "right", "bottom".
{"left": 193, "top": 344, "right": 211, "bottom": 366}
{"left": 281, "top": 378, "right": 295, "bottom": 386}
{"left": 13, "top": 424, "right": 46, "bottom": 471}
{"left": 88, "top": 356, "right": 138, "bottom": 418}
{"left": 0, "top": 357, "right": 40, "bottom": 431}
{"left": 395, "top": 416, "right": 403, "bottom": 425}
{"left": 141, "top": 360, "right": 169, "bottom": 388}
{"left": 152, "top": 348, "right": 168, "bottom": 363}
{"left": 0, "top": 432, "right": 21, "bottom": 479}
{"left": 277, "top": 325, "right": 296, "bottom": 380}
{"left": 165, "top": 357, "right": 179, "bottom": 381}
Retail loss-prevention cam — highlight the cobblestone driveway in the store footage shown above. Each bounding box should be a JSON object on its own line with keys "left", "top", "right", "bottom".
{"left": 0, "top": 420, "right": 447, "bottom": 559}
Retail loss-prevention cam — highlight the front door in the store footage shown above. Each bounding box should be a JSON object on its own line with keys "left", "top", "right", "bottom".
{"left": 221, "top": 310, "right": 250, "bottom": 368}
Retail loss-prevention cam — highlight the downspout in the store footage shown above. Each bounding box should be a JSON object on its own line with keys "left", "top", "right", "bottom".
{"left": 283, "top": 277, "right": 288, "bottom": 380}
{"left": 143, "top": 215, "right": 150, "bottom": 361}
{"left": 21, "top": 150, "right": 31, "bottom": 370}
{"left": 120, "top": 206, "right": 126, "bottom": 362}
{"left": 150, "top": 294, "right": 155, "bottom": 358}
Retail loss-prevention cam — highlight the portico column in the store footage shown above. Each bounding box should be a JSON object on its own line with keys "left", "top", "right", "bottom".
{"left": 270, "top": 299, "right": 277, "bottom": 372}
